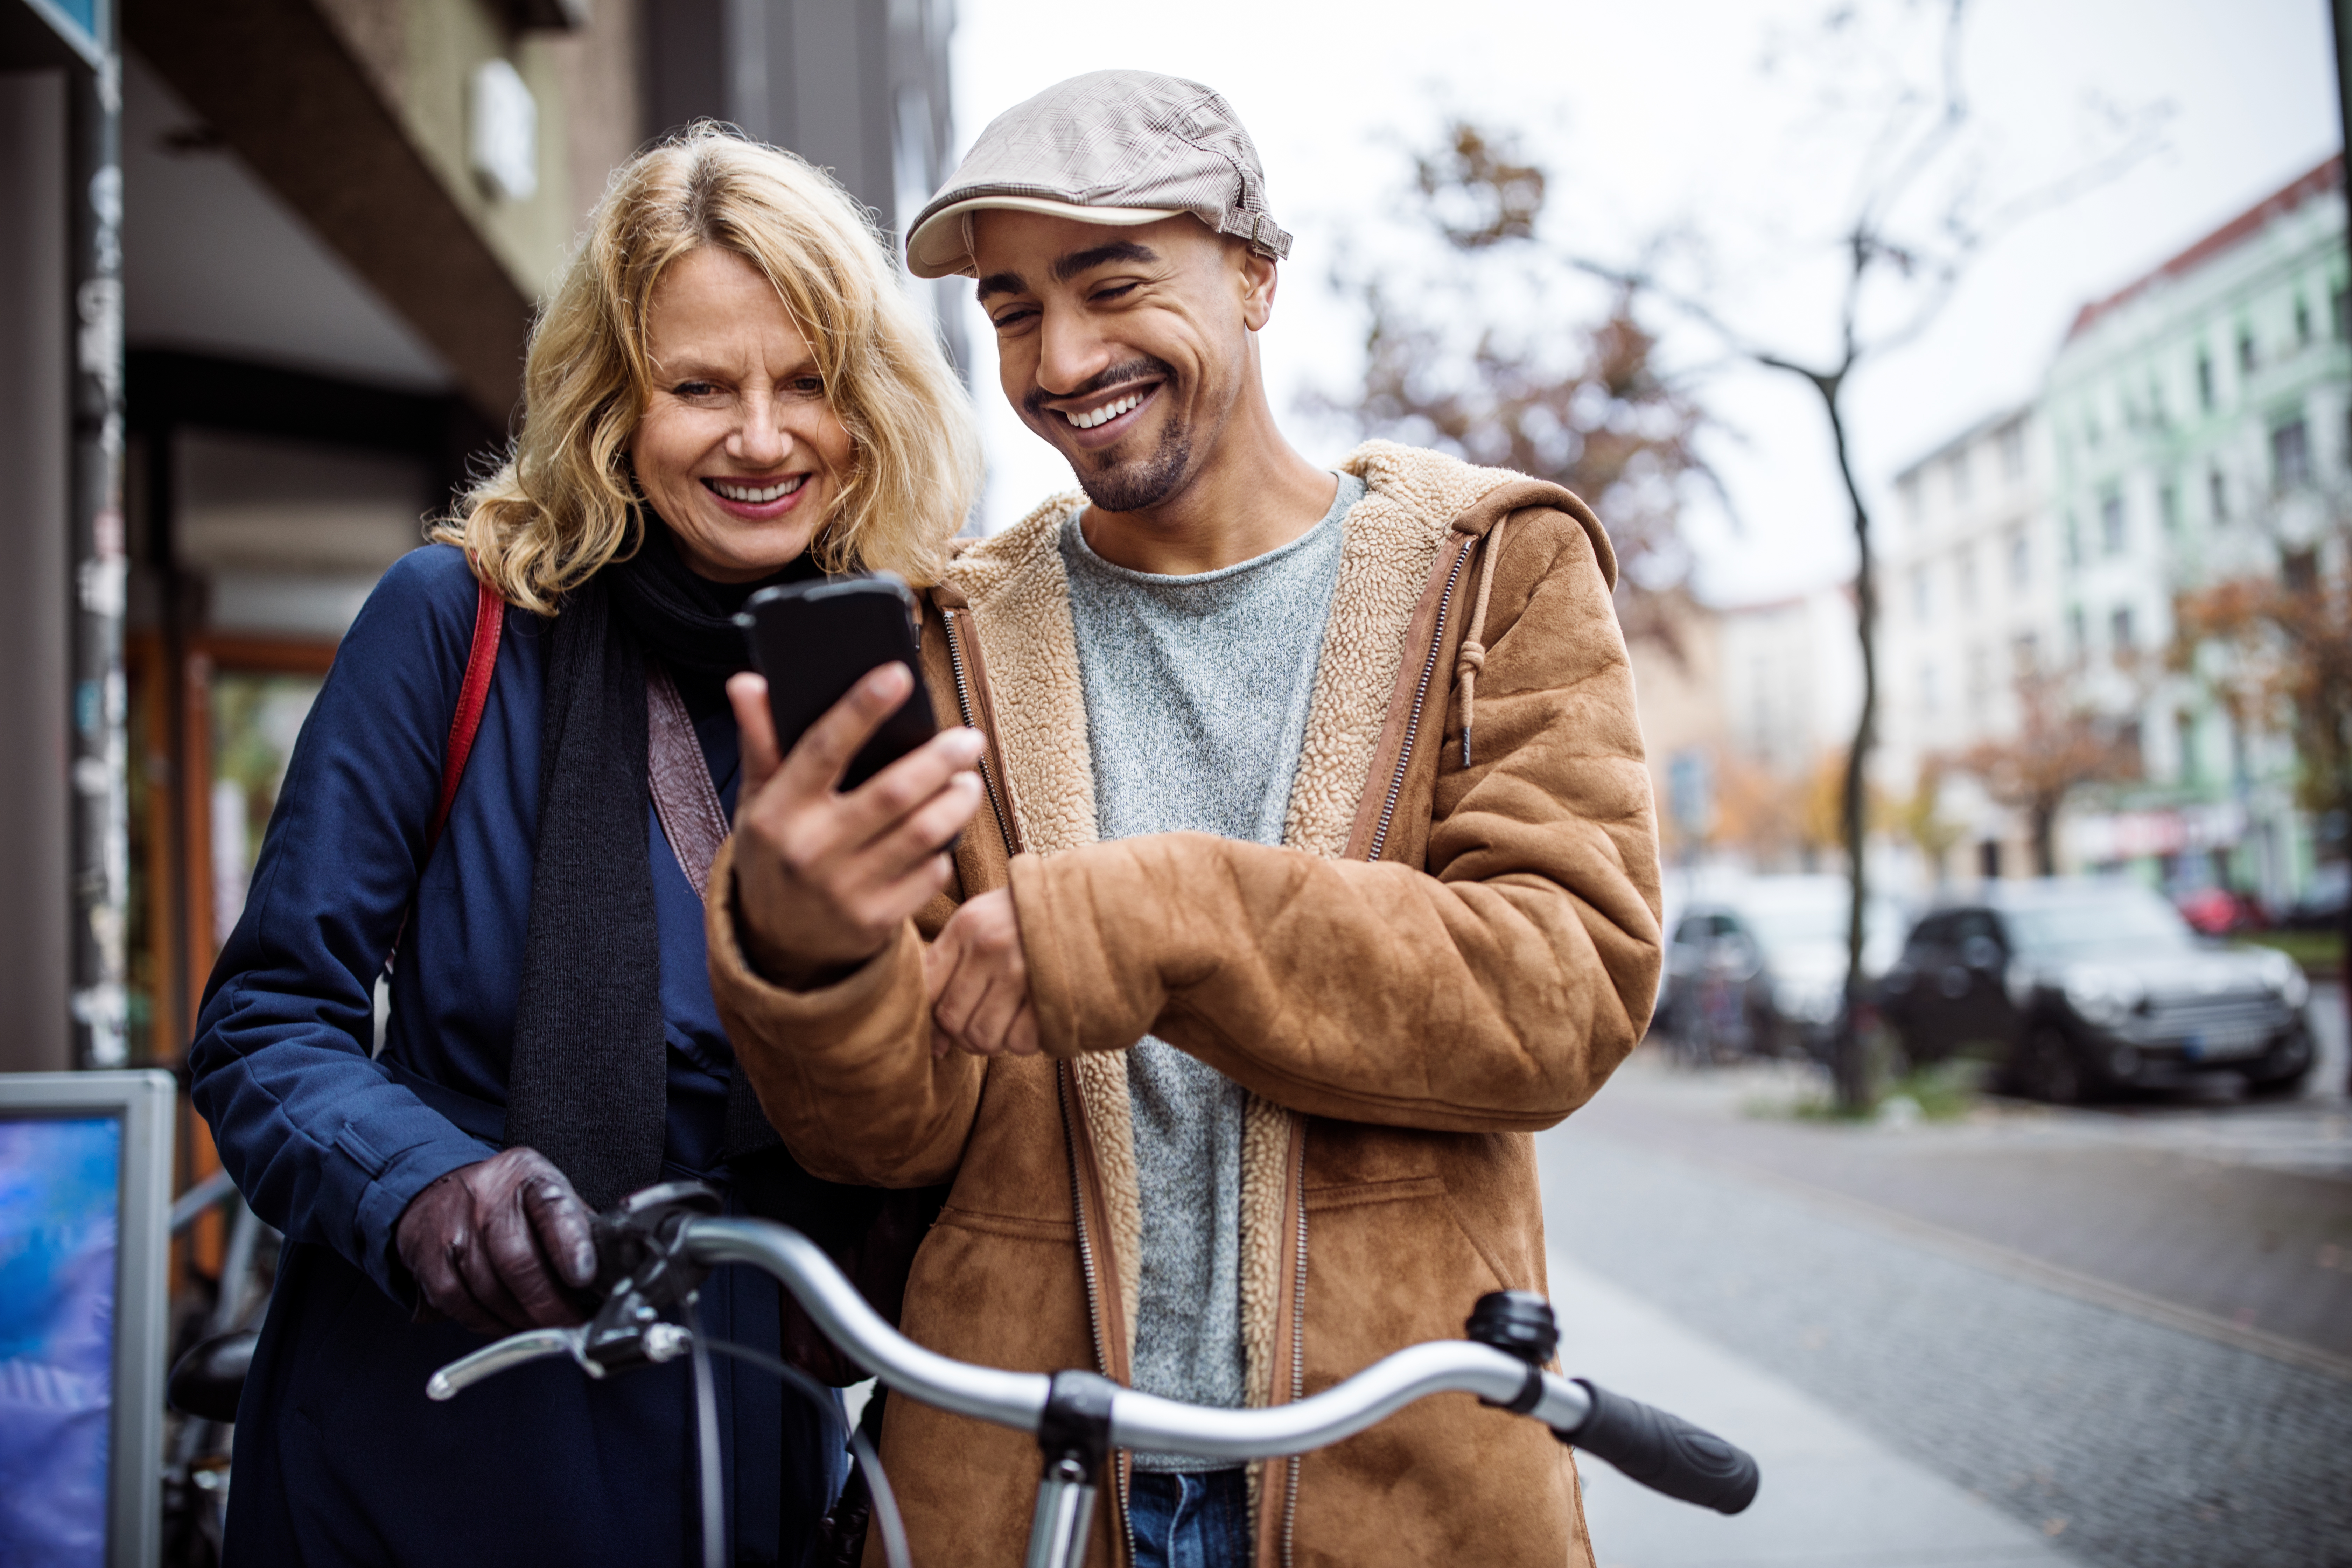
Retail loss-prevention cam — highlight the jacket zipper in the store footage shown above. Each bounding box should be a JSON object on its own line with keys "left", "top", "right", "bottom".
{"left": 1057, "top": 1060, "right": 1135, "bottom": 1564}
{"left": 1364, "top": 535, "right": 1475, "bottom": 863}
{"left": 946, "top": 596, "right": 1129, "bottom": 1557}
{"left": 939, "top": 607, "right": 1016, "bottom": 854}
{"left": 1054, "top": 1063, "right": 1108, "bottom": 1373}
{"left": 1280, "top": 1188, "right": 1308, "bottom": 1568}
{"left": 1275, "top": 531, "right": 1477, "bottom": 1561}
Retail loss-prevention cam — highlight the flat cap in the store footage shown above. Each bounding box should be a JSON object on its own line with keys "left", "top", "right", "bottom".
{"left": 905, "top": 70, "right": 1292, "bottom": 280}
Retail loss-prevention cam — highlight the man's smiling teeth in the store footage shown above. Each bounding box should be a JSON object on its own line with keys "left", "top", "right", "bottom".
{"left": 1063, "top": 390, "right": 1147, "bottom": 430}
{"left": 707, "top": 475, "right": 806, "bottom": 504}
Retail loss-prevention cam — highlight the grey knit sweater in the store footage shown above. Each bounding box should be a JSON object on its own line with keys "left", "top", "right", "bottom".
{"left": 1057, "top": 474, "right": 1361, "bottom": 1470}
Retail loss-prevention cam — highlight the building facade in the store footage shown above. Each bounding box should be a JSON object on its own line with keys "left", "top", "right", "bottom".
{"left": 1879, "top": 407, "right": 2058, "bottom": 879}
{"left": 2042, "top": 155, "right": 2346, "bottom": 908}
{"left": 1884, "top": 155, "right": 2348, "bottom": 903}
{"left": 0, "top": 0, "right": 960, "bottom": 1092}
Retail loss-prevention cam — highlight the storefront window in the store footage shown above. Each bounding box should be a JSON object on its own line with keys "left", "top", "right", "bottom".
{"left": 208, "top": 669, "right": 322, "bottom": 951}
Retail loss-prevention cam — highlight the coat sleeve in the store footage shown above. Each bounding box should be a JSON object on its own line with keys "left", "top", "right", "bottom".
{"left": 704, "top": 840, "right": 983, "bottom": 1188}
{"left": 188, "top": 546, "right": 498, "bottom": 1303}
{"left": 1010, "top": 511, "right": 1664, "bottom": 1133}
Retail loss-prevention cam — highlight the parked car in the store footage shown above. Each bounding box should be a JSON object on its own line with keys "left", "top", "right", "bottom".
{"left": 1658, "top": 876, "right": 1906, "bottom": 1062}
{"left": 1879, "top": 878, "right": 2314, "bottom": 1102}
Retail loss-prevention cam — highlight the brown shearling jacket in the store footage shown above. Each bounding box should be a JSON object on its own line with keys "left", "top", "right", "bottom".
{"left": 706, "top": 441, "right": 1664, "bottom": 1567}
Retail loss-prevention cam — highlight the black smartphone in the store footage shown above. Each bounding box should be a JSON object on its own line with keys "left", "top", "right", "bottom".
{"left": 736, "top": 572, "right": 938, "bottom": 790}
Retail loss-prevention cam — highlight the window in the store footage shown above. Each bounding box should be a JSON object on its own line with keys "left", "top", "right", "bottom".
{"left": 1998, "top": 422, "right": 2026, "bottom": 481}
{"left": 2012, "top": 632, "right": 2038, "bottom": 674}
{"left": 2008, "top": 529, "right": 2029, "bottom": 588}
{"left": 2197, "top": 352, "right": 2214, "bottom": 411}
{"left": 2100, "top": 491, "right": 2126, "bottom": 555}
{"left": 2147, "top": 380, "right": 2166, "bottom": 429}
{"left": 2238, "top": 328, "right": 2258, "bottom": 373}
{"left": 2273, "top": 417, "right": 2311, "bottom": 490}
{"left": 2295, "top": 296, "right": 2312, "bottom": 348}
{"left": 2065, "top": 512, "right": 2082, "bottom": 566}
{"left": 2208, "top": 465, "right": 2228, "bottom": 523}
{"left": 1957, "top": 544, "right": 1978, "bottom": 611}
{"left": 2159, "top": 482, "right": 2179, "bottom": 532}
{"left": 2284, "top": 546, "right": 2319, "bottom": 593}
{"left": 1898, "top": 473, "right": 1923, "bottom": 527}
{"left": 1911, "top": 563, "right": 1932, "bottom": 620}
{"left": 2069, "top": 606, "right": 2087, "bottom": 658}
{"left": 2110, "top": 605, "right": 2135, "bottom": 656}
{"left": 1966, "top": 645, "right": 1990, "bottom": 719}
{"left": 2334, "top": 287, "right": 2348, "bottom": 342}
{"left": 2176, "top": 710, "right": 2198, "bottom": 787}
{"left": 1920, "top": 662, "right": 1939, "bottom": 714}
{"left": 1950, "top": 448, "right": 1972, "bottom": 506}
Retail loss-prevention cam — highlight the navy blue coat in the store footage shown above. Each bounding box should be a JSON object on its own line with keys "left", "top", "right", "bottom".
{"left": 191, "top": 544, "right": 839, "bottom": 1566}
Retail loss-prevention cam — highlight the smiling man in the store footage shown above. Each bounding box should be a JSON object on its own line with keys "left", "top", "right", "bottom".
{"left": 708, "top": 70, "right": 1664, "bottom": 1568}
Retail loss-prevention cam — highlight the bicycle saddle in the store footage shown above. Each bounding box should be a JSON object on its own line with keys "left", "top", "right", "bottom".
{"left": 169, "top": 1329, "right": 259, "bottom": 1424}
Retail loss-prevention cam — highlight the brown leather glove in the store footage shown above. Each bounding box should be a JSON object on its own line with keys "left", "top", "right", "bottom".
{"left": 394, "top": 1147, "right": 599, "bottom": 1335}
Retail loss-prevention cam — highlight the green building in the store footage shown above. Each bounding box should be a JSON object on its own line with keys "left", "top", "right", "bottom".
{"left": 2036, "top": 155, "right": 2343, "bottom": 905}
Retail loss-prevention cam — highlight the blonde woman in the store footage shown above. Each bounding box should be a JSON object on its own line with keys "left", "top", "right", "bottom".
{"left": 189, "top": 126, "right": 983, "bottom": 1567}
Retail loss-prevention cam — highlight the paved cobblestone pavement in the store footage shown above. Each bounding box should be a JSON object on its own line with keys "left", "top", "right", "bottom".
{"left": 1578, "top": 1076, "right": 2352, "bottom": 1364}
{"left": 1540, "top": 1108, "right": 2352, "bottom": 1567}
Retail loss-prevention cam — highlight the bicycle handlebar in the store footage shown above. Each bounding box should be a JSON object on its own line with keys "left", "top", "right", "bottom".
{"left": 692, "top": 1219, "right": 1594, "bottom": 1457}
{"left": 427, "top": 1210, "right": 1758, "bottom": 1518}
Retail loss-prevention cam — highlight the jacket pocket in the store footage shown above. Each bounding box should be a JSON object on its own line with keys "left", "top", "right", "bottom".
{"left": 1302, "top": 1178, "right": 1505, "bottom": 1385}
{"left": 932, "top": 1203, "right": 1076, "bottom": 1243}
{"left": 1301, "top": 1175, "right": 1445, "bottom": 1212}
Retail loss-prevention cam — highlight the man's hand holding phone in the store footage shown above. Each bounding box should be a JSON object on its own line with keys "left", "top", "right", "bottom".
{"left": 726, "top": 663, "right": 986, "bottom": 988}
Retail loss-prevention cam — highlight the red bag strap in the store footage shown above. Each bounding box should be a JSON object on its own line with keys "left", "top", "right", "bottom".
{"left": 428, "top": 576, "right": 506, "bottom": 849}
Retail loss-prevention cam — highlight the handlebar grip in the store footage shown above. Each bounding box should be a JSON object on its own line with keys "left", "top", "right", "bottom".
{"left": 1559, "top": 1379, "right": 1758, "bottom": 1515}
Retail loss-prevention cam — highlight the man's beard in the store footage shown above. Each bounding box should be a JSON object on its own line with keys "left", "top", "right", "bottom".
{"left": 1027, "top": 355, "right": 1195, "bottom": 513}
{"left": 1074, "top": 421, "right": 1192, "bottom": 514}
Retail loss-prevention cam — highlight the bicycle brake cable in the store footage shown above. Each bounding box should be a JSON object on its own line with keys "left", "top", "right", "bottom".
{"left": 694, "top": 1335, "right": 911, "bottom": 1568}
{"left": 683, "top": 1298, "right": 726, "bottom": 1568}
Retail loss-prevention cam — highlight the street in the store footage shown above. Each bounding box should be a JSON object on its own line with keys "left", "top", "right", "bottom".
{"left": 1544, "top": 986, "right": 2352, "bottom": 1568}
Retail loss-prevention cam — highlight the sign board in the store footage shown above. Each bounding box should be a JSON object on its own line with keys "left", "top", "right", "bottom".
{"left": 18, "top": 0, "right": 108, "bottom": 69}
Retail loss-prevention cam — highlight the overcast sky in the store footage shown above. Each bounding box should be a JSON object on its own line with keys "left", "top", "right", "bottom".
{"left": 944, "top": 0, "right": 2340, "bottom": 604}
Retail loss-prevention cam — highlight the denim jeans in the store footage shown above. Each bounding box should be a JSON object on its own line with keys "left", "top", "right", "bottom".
{"left": 1127, "top": 1468, "right": 1251, "bottom": 1568}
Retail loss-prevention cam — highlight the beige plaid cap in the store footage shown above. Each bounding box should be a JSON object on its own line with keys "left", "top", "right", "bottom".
{"left": 905, "top": 70, "right": 1293, "bottom": 280}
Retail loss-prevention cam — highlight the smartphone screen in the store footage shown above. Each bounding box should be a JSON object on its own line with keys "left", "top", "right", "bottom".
{"left": 736, "top": 572, "right": 938, "bottom": 790}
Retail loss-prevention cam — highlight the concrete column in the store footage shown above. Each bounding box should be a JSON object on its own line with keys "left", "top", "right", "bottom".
{"left": 0, "top": 69, "right": 74, "bottom": 1073}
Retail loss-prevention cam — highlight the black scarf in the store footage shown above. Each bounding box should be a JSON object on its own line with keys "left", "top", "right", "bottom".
{"left": 502, "top": 515, "right": 817, "bottom": 1209}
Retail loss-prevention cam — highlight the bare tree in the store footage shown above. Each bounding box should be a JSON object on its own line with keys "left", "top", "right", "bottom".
{"left": 1952, "top": 668, "right": 2143, "bottom": 876}
{"left": 1336, "top": 0, "right": 2154, "bottom": 1110}
{"left": 1358, "top": 0, "right": 2161, "bottom": 1107}
{"left": 1321, "top": 126, "right": 1715, "bottom": 657}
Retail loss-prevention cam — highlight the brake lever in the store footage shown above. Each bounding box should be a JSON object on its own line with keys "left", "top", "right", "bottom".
{"left": 427, "top": 1326, "right": 594, "bottom": 1400}
{"left": 426, "top": 1180, "right": 723, "bottom": 1401}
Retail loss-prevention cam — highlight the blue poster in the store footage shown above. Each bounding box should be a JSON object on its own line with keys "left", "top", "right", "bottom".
{"left": 0, "top": 1116, "right": 121, "bottom": 1567}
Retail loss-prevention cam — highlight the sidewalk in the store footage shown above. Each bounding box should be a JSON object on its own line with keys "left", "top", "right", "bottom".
{"left": 1551, "top": 1255, "right": 2077, "bottom": 1568}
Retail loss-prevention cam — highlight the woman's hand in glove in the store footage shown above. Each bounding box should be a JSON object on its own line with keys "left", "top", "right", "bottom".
{"left": 395, "top": 1147, "right": 600, "bottom": 1334}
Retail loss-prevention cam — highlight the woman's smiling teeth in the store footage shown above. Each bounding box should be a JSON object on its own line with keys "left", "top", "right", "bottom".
{"left": 1063, "top": 390, "right": 1148, "bottom": 430}
{"left": 706, "top": 475, "right": 807, "bottom": 504}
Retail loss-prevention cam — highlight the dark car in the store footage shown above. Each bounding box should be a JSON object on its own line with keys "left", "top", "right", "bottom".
{"left": 1879, "top": 879, "right": 2315, "bottom": 1102}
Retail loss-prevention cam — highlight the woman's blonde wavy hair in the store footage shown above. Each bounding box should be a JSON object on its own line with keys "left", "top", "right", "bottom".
{"left": 435, "top": 123, "right": 982, "bottom": 614}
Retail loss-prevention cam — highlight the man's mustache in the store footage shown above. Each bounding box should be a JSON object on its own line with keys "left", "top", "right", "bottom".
{"left": 1024, "top": 356, "right": 1178, "bottom": 425}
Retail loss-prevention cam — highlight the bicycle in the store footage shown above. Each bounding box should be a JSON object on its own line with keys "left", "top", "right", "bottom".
{"left": 429, "top": 1181, "right": 1760, "bottom": 1568}
{"left": 161, "top": 1167, "right": 281, "bottom": 1567}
